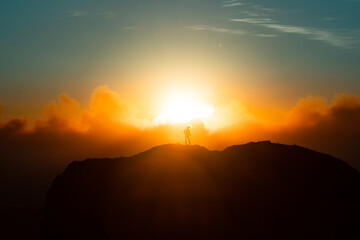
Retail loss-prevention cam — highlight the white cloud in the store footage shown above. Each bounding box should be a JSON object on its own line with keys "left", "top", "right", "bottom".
{"left": 263, "top": 23, "right": 358, "bottom": 49}
{"left": 230, "top": 18, "right": 273, "bottom": 24}
{"left": 67, "top": 10, "right": 88, "bottom": 18}
{"left": 255, "top": 33, "right": 278, "bottom": 38}
{"left": 188, "top": 25, "right": 246, "bottom": 35}
{"left": 230, "top": 17, "right": 359, "bottom": 49}
{"left": 223, "top": 2, "right": 245, "bottom": 7}
{"left": 99, "top": 11, "right": 117, "bottom": 19}
{"left": 188, "top": 24, "right": 279, "bottom": 39}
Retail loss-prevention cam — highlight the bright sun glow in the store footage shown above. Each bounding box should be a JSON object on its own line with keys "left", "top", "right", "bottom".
{"left": 154, "top": 92, "right": 214, "bottom": 124}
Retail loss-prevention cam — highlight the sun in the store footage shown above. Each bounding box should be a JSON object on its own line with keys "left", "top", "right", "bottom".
{"left": 154, "top": 91, "right": 214, "bottom": 125}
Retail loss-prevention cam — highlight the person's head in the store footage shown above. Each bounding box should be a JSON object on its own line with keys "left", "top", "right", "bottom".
{"left": 187, "top": 126, "right": 190, "bottom": 129}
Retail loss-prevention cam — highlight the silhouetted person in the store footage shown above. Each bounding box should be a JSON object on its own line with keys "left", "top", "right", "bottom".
{"left": 184, "top": 126, "right": 191, "bottom": 145}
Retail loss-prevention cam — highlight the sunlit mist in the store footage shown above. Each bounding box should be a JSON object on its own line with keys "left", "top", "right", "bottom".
{"left": 154, "top": 91, "right": 214, "bottom": 125}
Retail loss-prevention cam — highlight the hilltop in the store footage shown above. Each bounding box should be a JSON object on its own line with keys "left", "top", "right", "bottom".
{"left": 41, "top": 141, "right": 360, "bottom": 239}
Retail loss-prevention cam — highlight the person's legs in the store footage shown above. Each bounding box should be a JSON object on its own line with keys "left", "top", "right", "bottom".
{"left": 186, "top": 136, "right": 191, "bottom": 145}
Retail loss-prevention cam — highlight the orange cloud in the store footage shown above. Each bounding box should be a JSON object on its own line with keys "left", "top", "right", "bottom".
{"left": 204, "top": 99, "right": 256, "bottom": 132}
{"left": 285, "top": 96, "right": 329, "bottom": 127}
{"left": 35, "top": 93, "right": 84, "bottom": 132}
{"left": 33, "top": 86, "right": 151, "bottom": 135}
{"left": 0, "top": 86, "right": 359, "bottom": 170}
{"left": 285, "top": 94, "right": 360, "bottom": 128}
{"left": 0, "top": 117, "right": 27, "bottom": 136}
{"left": 270, "top": 94, "right": 360, "bottom": 169}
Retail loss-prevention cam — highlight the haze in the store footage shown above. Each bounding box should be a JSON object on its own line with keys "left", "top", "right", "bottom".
{"left": 1, "top": 0, "right": 360, "bottom": 169}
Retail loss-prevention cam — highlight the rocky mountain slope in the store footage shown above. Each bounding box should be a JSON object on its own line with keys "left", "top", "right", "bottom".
{"left": 41, "top": 141, "right": 360, "bottom": 239}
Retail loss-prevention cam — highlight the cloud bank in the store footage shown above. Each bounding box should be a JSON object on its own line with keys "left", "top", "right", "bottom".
{"left": 0, "top": 86, "right": 359, "bottom": 171}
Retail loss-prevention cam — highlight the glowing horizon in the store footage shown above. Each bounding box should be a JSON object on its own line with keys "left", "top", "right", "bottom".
{"left": 0, "top": 0, "right": 359, "bottom": 167}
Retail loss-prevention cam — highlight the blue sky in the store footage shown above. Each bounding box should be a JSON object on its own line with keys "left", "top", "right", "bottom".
{"left": 0, "top": 0, "right": 360, "bottom": 117}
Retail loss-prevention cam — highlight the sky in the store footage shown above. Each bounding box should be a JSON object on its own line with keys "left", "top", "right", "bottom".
{"left": 0, "top": 0, "right": 360, "bottom": 167}
{"left": 1, "top": 2, "right": 360, "bottom": 237}
{"left": 1, "top": 0, "right": 360, "bottom": 115}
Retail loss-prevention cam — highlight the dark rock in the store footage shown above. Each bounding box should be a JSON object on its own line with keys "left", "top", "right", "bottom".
{"left": 41, "top": 142, "right": 360, "bottom": 240}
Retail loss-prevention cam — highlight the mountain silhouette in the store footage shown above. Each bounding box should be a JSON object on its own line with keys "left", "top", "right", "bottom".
{"left": 41, "top": 141, "right": 360, "bottom": 240}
